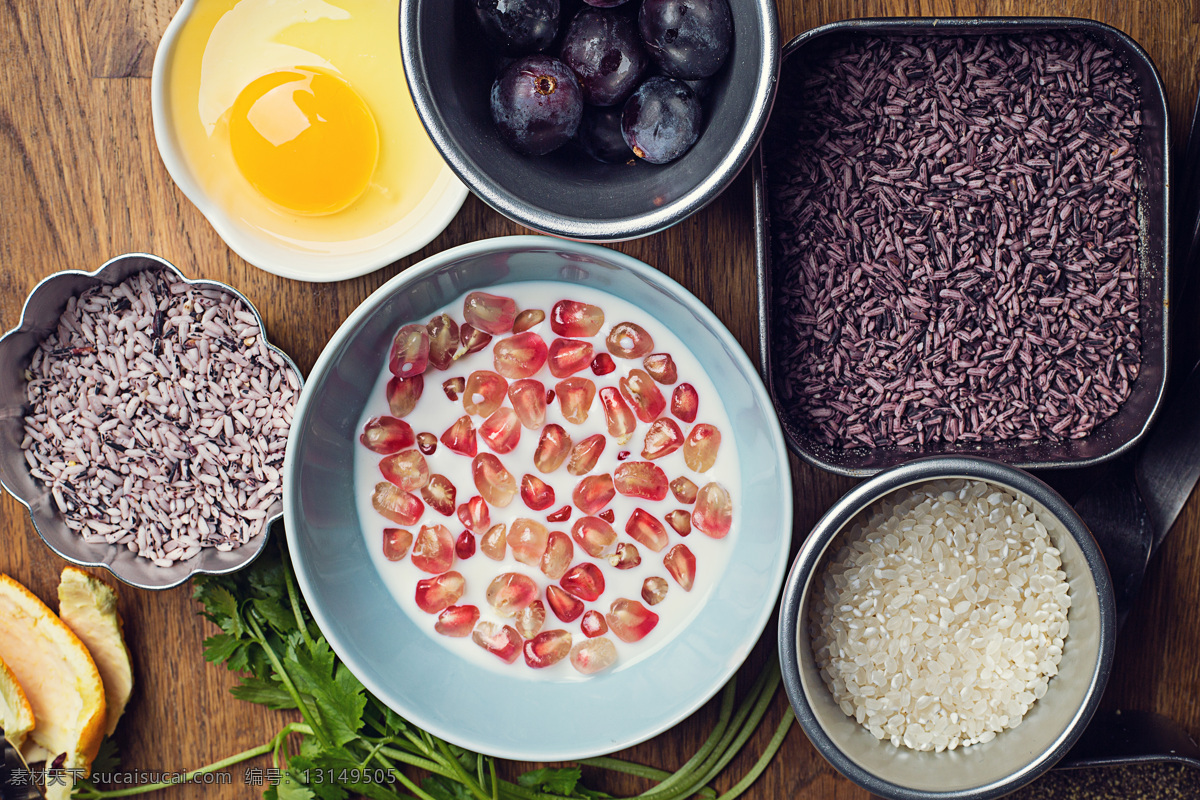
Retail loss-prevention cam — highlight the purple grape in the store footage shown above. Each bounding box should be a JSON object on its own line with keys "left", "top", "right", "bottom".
{"left": 578, "top": 105, "right": 634, "bottom": 163}
{"left": 491, "top": 55, "right": 584, "bottom": 155}
{"left": 638, "top": 0, "right": 732, "bottom": 79}
{"left": 560, "top": 9, "right": 648, "bottom": 106}
{"left": 621, "top": 76, "right": 700, "bottom": 164}
{"left": 474, "top": 0, "right": 560, "bottom": 55}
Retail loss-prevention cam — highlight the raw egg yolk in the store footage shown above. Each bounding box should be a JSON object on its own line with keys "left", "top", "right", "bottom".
{"left": 229, "top": 68, "right": 379, "bottom": 216}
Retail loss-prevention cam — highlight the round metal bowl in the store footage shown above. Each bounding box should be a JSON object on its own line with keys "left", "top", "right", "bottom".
{"left": 778, "top": 456, "right": 1116, "bottom": 800}
{"left": 400, "top": 0, "right": 779, "bottom": 241}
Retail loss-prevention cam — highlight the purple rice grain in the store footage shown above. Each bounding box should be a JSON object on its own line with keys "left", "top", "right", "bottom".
{"left": 768, "top": 34, "right": 1142, "bottom": 449}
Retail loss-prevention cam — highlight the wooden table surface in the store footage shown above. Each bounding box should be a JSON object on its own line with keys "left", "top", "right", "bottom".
{"left": 3, "top": 1, "right": 1200, "bottom": 798}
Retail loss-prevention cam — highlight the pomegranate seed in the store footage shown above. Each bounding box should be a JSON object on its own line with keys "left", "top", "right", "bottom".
{"left": 420, "top": 474, "right": 457, "bottom": 516}
{"left": 509, "top": 379, "right": 548, "bottom": 429}
{"left": 591, "top": 353, "right": 617, "bottom": 375}
{"left": 509, "top": 518, "right": 549, "bottom": 566}
{"left": 463, "top": 291, "right": 518, "bottom": 334}
{"left": 443, "top": 376, "right": 465, "bottom": 401}
{"left": 599, "top": 508, "right": 616, "bottom": 523}
{"left": 606, "top": 322, "right": 654, "bottom": 359}
{"left": 643, "top": 353, "right": 678, "bottom": 385}
{"left": 415, "top": 571, "right": 465, "bottom": 613}
{"left": 571, "top": 516, "right": 617, "bottom": 557}
{"left": 609, "top": 542, "right": 641, "bottom": 569}
{"left": 546, "top": 388, "right": 556, "bottom": 403}
{"left": 556, "top": 377, "right": 596, "bottom": 424}
{"left": 561, "top": 562, "right": 605, "bottom": 601}
{"left": 573, "top": 474, "right": 615, "bottom": 515}
{"left": 567, "top": 433, "right": 606, "bottom": 476}
{"left": 625, "top": 508, "right": 668, "bottom": 552}
{"left": 481, "top": 523, "right": 507, "bottom": 560}
{"left": 671, "top": 383, "right": 698, "bottom": 423}
{"left": 457, "top": 496, "right": 490, "bottom": 531}
{"left": 372, "top": 482, "right": 424, "bottom": 525}
{"left": 521, "top": 474, "right": 555, "bottom": 511}
{"left": 546, "top": 585, "right": 584, "bottom": 622}
{"left": 455, "top": 531, "right": 476, "bottom": 560}
{"left": 570, "top": 637, "right": 617, "bottom": 674}
{"left": 472, "top": 622, "right": 521, "bottom": 663}
{"left": 548, "top": 338, "right": 594, "bottom": 378}
{"left": 693, "top": 482, "right": 732, "bottom": 538}
{"left": 458, "top": 323, "right": 493, "bottom": 356}
{"left": 379, "top": 450, "right": 431, "bottom": 492}
{"left": 666, "top": 510, "right": 692, "bottom": 536}
{"left": 427, "top": 313, "right": 460, "bottom": 370}
{"left": 513, "top": 308, "right": 545, "bottom": 333}
{"left": 551, "top": 299, "right": 605, "bottom": 337}
{"left": 440, "top": 416, "right": 477, "bottom": 457}
{"left": 516, "top": 599, "right": 546, "bottom": 638}
{"left": 494, "top": 332, "right": 549, "bottom": 379}
{"left": 480, "top": 407, "right": 521, "bottom": 454}
{"left": 684, "top": 423, "right": 722, "bottom": 473}
{"left": 618, "top": 451, "right": 631, "bottom": 460}
{"left": 386, "top": 375, "right": 424, "bottom": 417}
{"left": 360, "top": 416, "right": 416, "bottom": 454}
{"left": 524, "top": 629, "right": 573, "bottom": 668}
{"left": 642, "top": 418, "right": 684, "bottom": 460}
{"left": 534, "top": 424, "right": 573, "bottom": 473}
{"left": 417, "top": 432, "right": 438, "bottom": 455}
{"left": 670, "top": 476, "right": 699, "bottom": 504}
{"left": 606, "top": 598, "right": 659, "bottom": 642}
{"left": 486, "top": 572, "right": 538, "bottom": 617}
{"left": 614, "top": 461, "right": 669, "bottom": 501}
{"left": 664, "top": 544, "right": 696, "bottom": 591}
{"left": 546, "top": 505, "right": 572, "bottom": 522}
{"left": 599, "top": 387, "right": 637, "bottom": 443}
{"left": 580, "top": 611, "right": 608, "bottom": 638}
{"left": 541, "top": 531, "right": 574, "bottom": 580}
{"left": 619, "top": 369, "right": 666, "bottom": 423}
{"left": 435, "top": 604, "right": 479, "bottom": 637}
{"left": 641, "top": 577, "right": 668, "bottom": 606}
{"left": 382, "top": 528, "right": 413, "bottom": 561}
{"left": 411, "top": 524, "right": 455, "bottom": 573}
{"left": 472, "top": 453, "right": 517, "bottom": 507}
{"left": 389, "top": 324, "right": 430, "bottom": 378}
{"left": 464, "top": 371, "right": 508, "bottom": 417}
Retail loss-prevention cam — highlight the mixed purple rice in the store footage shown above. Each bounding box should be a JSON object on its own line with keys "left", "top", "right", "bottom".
{"left": 768, "top": 34, "right": 1143, "bottom": 449}
{"left": 20, "top": 268, "right": 298, "bottom": 566}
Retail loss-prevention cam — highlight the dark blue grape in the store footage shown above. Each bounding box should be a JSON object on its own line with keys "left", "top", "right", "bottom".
{"left": 560, "top": 9, "right": 648, "bottom": 106}
{"left": 491, "top": 55, "right": 584, "bottom": 155}
{"left": 638, "top": 0, "right": 732, "bottom": 80}
{"left": 620, "top": 76, "right": 700, "bottom": 164}
{"left": 578, "top": 105, "right": 634, "bottom": 163}
{"left": 474, "top": 0, "right": 560, "bottom": 55}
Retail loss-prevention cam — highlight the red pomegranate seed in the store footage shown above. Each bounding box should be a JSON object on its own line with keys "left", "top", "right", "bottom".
{"left": 598, "top": 508, "right": 616, "bottom": 523}
{"left": 618, "top": 451, "right": 631, "bottom": 460}
{"left": 458, "top": 323, "right": 493, "bottom": 356}
{"left": 590, "top": 353, "right": 617, "bottom": 375}
{"left": 625, "top": 508, "right": 668, "bottom": 552}
{"left": 666, "top": 510, "right": 692, "bottom": 536}
{"left": 435, "top": 604, "right": 479, "bottom": 637}
{"left": 442, "top": 376, "right": 465, "bottom": 401}
{"left": 609, "top": 542, "right": 641, "bottom": 569}
{"left": 389, "top": 324, "right": 430, "bottom": 378}
{"left": 455, "top": 531, "right": 476, "bottom": 560}
{"left": 541, "top": 531, "right": 574, "bottom": 580}
{"left": 472, "top": 621, "right": 521, "bottom": 663}
{"left": 642, "top": 418, "right": 684, "bottom": 460}
{"left": 509, "top": 379, "right": 548, "bottom": 429}
{"left": 670, "top": 476, "right": 699, "bottom": 504}
{"left": 463, "top": 291, "right": 518, "bottom": 334}
{"left": 561, "top": 562, "right": 605, "bottom": 601}
{"left": 664, "top": 544, "right": 696, "bottom": 591}
{"left": 567, "top": 433, "right": 606, "bottom": 476}
{"left": 486, "top": 572, "right": 538, "bottom": 617}
{"left": 472, "top": 453, "right": 517, "bottom": 507}
{"left": 411, "top": 524, "right": 455, "bottom": 573}
{"left": 415, "top": 571, "right": 465, "bottom": 613}
{"left": 580, "top": 611, "right": 608, "bottom": 638}
{"left": 516, "top": 599, "right": 546, "bottom": 639}
{"left": 494, "top": 332, "right": 548, "bottom": 379}
{"left": 386, "top": 375, "right": 424, "bottom": 417}
{"left": 551, "top": 299, "right": 605, "bottom": 337}
{"left": 534, "top": 424, "right": 572, "bottom": 473}
{"left": 427, "top": 313, "right": 460, "bottom": 370}
{"left": 548, "top": 338, "right": 594, "bottom": 378}
{"left": 546, "top": 388, "right": 556, "bottom": 403}
{"left": 382, "top": 528, "right": 413, "bottom": 561}
{"left": 372, "top": 483, "right": 424, "bottom": 525}
{"left": 671, "top": 383, "right": 698, "bottom": 423}
{"left": 684, "top": 423, "right": 722, "bottom": 473}
{"left": 606, "top": 322, "right": 654, "bottom": 359}
{"left": 457, "top": 496, "right": 490, "bottom": 531}
{"left": 360, "top": 416, "right": 415, "bottom": 454}
{"left": 546, "top": 586, "right": 584, "bottom": 623}
{"left": 420, "top": 474, "right": 457, "bottom": 516}
{"left": 524, "top": 629, "right": 573, "bottom": 668}
{"left": 570, "top": 637, "right": 617, "bottom": 673}
{"left": 573, "top": 474, "right": 615, "bottom": 515}
{"left": 613, "top": 461, "right": 669, "bottom": 501}
{"left": 619, "top": 369, "right": 666, "bottom": 423}
{"left": 643, "top": 353, "right": 678, "bottom": 385}
{"left": 416, "top": 431, "right": 438, "bottom": 455}
{"left": 641, "top": 577, "right": 668, "bottom": 606}
{"left": 480, "top": 407, "right": 521, "bottom": 454}
{"left": 379, "top": 450, "right": 431, "bottom": 492}
{"left": 546, "top": 505, "right": 572, "bottom": 522}
{"left": 509, "top": 518, "right": 549, "bottom": 566}
{"left": 440, "top": 416, "right": 477, "bottom": 457}
{"left": 693, "top": 482, "right": 732, "bottom": 538}
{"left": 556, "top": 377, "right": 596, "bottom": 424}
{"left": 606, "top": 598, "right": 659, "bottom": 642}
{"left": 481, "top": 523, "right": 507, "bottom": 560}
{"left": 599, "top": 387, "right": 637, "bottom": 443}
{"left": 571, "top": 516, "right": 616, "bottom": 557}
{"left": 463, "top": 370, "right": 508, "bottom": 417}
{"left": 513, "top": 308, "right": 545, "bottom": 333}
{"left": 521, "top": 474, "right": 555, "bottom": 511}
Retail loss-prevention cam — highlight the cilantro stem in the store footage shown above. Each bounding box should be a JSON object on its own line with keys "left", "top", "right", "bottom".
{"left": 714, "top": 708, "right": 794, "bottom": 800}
{"left": 282, "top": 552, "right": 316, "bottom": 653}
{"left": 372, "top": 744, "right": 458, "bottom": 777}
{"left": 489, "top": 759, "right": 499, "bottom": 800}
{"left": 433, "top": 736, "right": 493, "bottom": 800}
{"left": 245, "top": 611, "right": 332, "bottom": 749}
{"left": 362, "top": 748, "right": 432, "bottom": 800}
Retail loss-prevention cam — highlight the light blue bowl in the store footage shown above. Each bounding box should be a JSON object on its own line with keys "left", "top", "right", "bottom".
{"left": 283, "top": 236, "right": 793, "bottom": 760}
